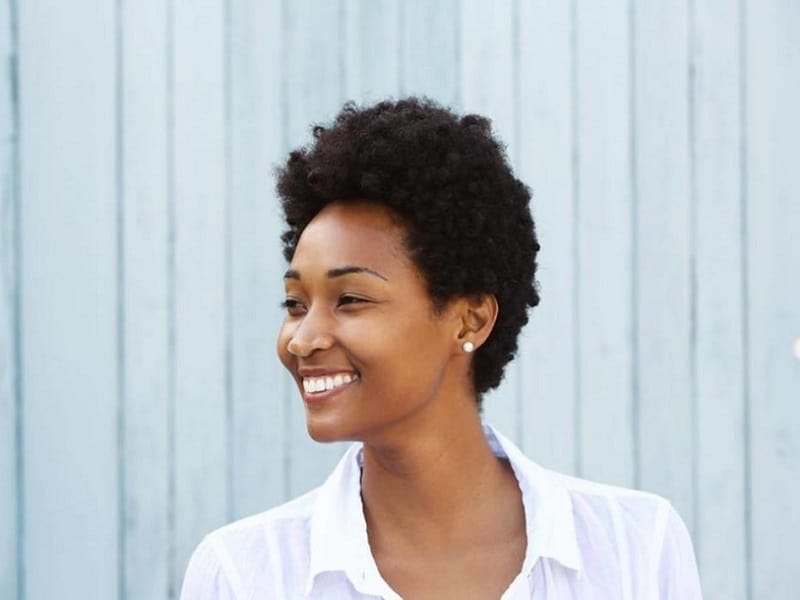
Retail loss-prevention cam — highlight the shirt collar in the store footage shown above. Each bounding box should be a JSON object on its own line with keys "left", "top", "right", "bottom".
{"left": 305, "top": 424, "right": 582, "bottom": 595}
{"left": 485, "top": 425, "right": 583, "bottom": 574}
{"left": 305, "top": 442, "right": 381, "bottom": 596}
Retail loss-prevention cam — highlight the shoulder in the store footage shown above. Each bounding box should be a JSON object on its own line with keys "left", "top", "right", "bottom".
{"left": 212, "top": 488, "right": 319, "bottom": 548}
{"left": 179, "top": 490, "right": 319, "bottom": 600}
{"left": 557, "top": 474, "right": 702, "bottom": 598}
{"left": 179, "top": 443, "right": 363, "bottom": 599}
{"left": 488, "top": 425, "right": 700, "bottom": 595}
{"left": 558, "top": 472, "right": 675, "bottom": 540}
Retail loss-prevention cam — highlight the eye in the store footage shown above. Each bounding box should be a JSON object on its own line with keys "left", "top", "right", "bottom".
{"left": 338, "top": 294, "right": 368, "bottom": 307}
{"left": 280, "top": 298, "right": 306, "bottom": 316}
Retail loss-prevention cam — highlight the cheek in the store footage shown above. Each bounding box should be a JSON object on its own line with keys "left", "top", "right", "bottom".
{"left": 357, "top": 315, "right": 449, "bottom": 377}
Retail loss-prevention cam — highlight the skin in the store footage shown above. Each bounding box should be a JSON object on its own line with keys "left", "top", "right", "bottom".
{"left": 277, "top": 201, "right": 527, "bottom": 599}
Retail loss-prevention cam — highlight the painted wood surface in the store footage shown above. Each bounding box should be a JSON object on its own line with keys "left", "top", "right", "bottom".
{"left": 746, "top": 1, "right": 800, "bottom": 597}
{"left": 516, "top": 0, "right": 577, "bottom": 475}
{"left": 171, "top": 0, "right": 229, "bottom": 591}
{"left": 119, "top": 1, "right": 172, "bottom": 598}
{"left": 344, "top": 0, "right": 400, "bottom": 101}
{"left": 692, "top": 1, "right": 747, "bottom": 598}
{"left": 633, "top": 0, "right": 695, "bottom": 527}
{"left": 17, "top": 1, "right": 120, "bottom": 599}
{"left": 0, "top": 2, "right": 18, "bottom": 599}
{"left": 400, "top": 0, "right": 459, "bottom": 105}
{"left": 1, "top": 1, "right": 798, "bottom": 598}
{"left": 228, "top": 0, "right": 287, "bottom": 522}
{"left": 575, "top": 0, "right": 635, "bottom": 489}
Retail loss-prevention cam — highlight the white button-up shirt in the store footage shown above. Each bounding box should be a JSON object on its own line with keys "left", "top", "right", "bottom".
{"left": 181, "top": 426, "right": 702, "bottom": 599}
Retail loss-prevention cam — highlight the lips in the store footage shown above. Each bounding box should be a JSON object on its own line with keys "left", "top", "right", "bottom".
{"left": 301, "top": 372, "right": 359, "bottom": 394}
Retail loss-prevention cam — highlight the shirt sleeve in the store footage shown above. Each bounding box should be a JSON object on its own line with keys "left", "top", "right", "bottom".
{"left": 180, "top": 535, "right": 236, "bottom": 600}
{"left": 656, "top": 503, "right": 703, "bottom": 599}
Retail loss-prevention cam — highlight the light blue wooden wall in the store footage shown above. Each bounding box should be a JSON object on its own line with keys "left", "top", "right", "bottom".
{"left": 0, "top": 1, "right": 798, "bottom": 599}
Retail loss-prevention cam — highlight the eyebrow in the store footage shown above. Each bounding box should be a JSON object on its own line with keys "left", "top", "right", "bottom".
{"left": 283, "top": 265, "right": 389, "bottom": 281}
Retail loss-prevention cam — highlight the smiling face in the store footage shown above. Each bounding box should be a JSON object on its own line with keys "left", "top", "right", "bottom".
{"left": 277, "top": 201, "right": 471, "bottom": 444}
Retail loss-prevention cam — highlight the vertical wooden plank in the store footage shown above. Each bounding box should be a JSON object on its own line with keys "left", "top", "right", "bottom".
{"left": 516, "top": 1, "right": 577, "bottom": 474}
{"left": 0, "top": 1, "right": 18, "bottom": 597}
{"left": 400, "top": 0, "right": 460, "bottom": 107}
{"left": 229, "top": 0, "right": 288, "bottom": 518}
{"left": 120, "top": 1, "right": 170, "bottom": 598}
{"left": 18, "top": 0, "right": 120, "bottom": 598}
{"left": 344, "top": 0, "right": 400, "bottom": 102}
{"left": 459, "top": 1, "right": 515, "bottom": 143}
{"left": 459, "top": 0, "right": 520, "bottom": 441}
{"left": 632, "top": 1, "right": 694, "bottom": 524}
{"left": 172, "top": 0, "right": 228, "bottom": 588}
{"left": 284, "top": 0, "right": 349, "bottom": 499}
{"left": 692, "top": 1, "right": 747, "bottom": 597}
{"left": 575, "top": 0, "right": 634, "bottom": 487}
{"left": 284, "top": 0, "right": 344, "bottom": 151}
{"left": 746, "top": 1, "right": 800, "bottom": 597}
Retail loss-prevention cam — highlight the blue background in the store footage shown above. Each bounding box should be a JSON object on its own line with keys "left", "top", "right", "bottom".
{"left": 1, "top": 1, "right": 798, "bottom": 598}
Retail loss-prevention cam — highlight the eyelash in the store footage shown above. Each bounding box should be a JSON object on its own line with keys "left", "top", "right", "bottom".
{"left": 338, "top": 295, "right": 366, "bottom": 305}
{"left": 279, "top": 299, "right": 303, "bottom": 310}
{"left": 279, "top": 295, "right": 368, "bottom": 312}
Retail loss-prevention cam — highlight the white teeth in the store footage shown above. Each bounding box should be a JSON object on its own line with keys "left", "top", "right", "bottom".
{"left": 301, "top": 373, "right": 358, "bottom": 394}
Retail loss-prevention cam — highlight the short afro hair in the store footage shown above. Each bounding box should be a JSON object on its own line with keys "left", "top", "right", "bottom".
{"left": 276, "top": 97, "right": 540, "bottom": 400}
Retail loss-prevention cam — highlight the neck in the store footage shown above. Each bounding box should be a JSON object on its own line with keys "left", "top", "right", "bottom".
{"left": 360, "top": 403, "right": 522, "bottom": 552}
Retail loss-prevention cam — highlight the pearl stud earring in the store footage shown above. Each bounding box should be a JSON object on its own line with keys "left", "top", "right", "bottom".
{"left": 462, "top": 341, "right": 475, "bottom": 353}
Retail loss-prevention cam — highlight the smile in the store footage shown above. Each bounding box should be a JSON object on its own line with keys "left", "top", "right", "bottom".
{"left": 302, "top": 372, "right": 359, "bottom": 394}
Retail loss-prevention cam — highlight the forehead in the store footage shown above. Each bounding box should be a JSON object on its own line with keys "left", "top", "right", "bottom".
{"left": 291, "top": 201, "right": 412, "bottom": 272}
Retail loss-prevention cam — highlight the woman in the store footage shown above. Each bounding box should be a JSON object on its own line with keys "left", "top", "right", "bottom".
{"left": 181, "top": 98, "right": 702, "bottom": 599}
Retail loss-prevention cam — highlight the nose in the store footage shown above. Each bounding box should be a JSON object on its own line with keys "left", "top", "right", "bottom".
{"left": 285, "top": 309, "right": 334, "bottom": 358}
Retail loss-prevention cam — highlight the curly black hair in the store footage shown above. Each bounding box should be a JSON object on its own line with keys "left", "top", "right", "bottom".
{"left": 276, "top": 97, "right": 540, "bottom": 400}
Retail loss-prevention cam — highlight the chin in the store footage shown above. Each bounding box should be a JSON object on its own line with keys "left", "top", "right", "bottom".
{"left": 305, "top": 417, "right": 351, "bottom": 443}
{"left": 306, "top": 426, "right": 338, "bottom": 443}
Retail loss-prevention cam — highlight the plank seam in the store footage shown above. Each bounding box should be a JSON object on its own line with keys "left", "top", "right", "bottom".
{"left": 569, "top": 0, "right": 582, "bottom": 478}
{"left": 454, "top": 0, "right": 462, "bottom": 108}
{"left": 687, "top": 0, "right": 700, "bottom": 550}
{"left": 396, "top": 0, "right": 403, "bottom": 97}
{"left": 166, "top": 0, "right": 177, "bottom": 596}
{"left": 627, "top": 0, "right": 641, "bottom": 490}
{"left": 223, "top": 0, "right": 234, "bottom": 525}
{"left": 338, "top": 0, "right": 345, "bottom": 104}
{"left": 738, "top": 0, "right": 752, "bottom": 598}
{"left": 114, "top": 0, "right": 126, "bottom": 597}
{"left": 10, "top": 0, "right": 24, "bottom": 597}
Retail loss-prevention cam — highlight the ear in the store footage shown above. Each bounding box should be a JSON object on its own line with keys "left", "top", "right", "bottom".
{"left": 454, "top": 293, "right": 498, "bottom": 351}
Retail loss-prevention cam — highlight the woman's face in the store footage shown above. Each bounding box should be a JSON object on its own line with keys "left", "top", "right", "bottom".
{"left": 277, "top": 201, "right": 465, "bottom": 443}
